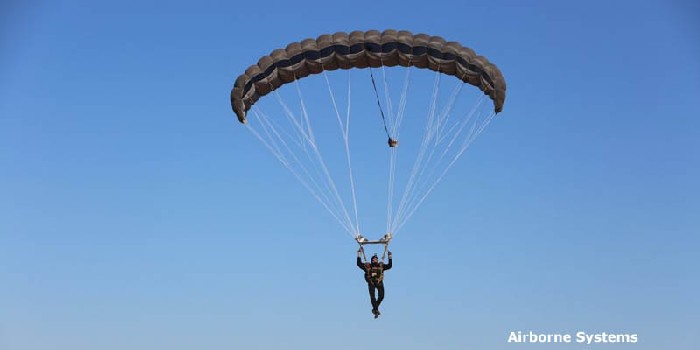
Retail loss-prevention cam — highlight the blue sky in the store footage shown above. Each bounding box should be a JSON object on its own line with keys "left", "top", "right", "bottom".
{"left": 1, "top": 0, "right": 698, "bottom": 349}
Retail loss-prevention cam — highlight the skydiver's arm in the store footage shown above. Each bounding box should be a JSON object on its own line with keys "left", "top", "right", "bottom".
{"left": 383, "top": 251, "right": 392, "bottom": 270}
{"left": 357, "top": 256, "right": 366, "bottom": 270}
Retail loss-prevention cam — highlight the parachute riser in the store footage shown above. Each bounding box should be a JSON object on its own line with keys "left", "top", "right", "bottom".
{"left": 356, "top": 233, "right": 392, "bottom": 263}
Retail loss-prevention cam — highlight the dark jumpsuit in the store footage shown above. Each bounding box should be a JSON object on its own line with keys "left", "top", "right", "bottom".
{"left": 357, "top": 256, "right": 392, "bottom": 311}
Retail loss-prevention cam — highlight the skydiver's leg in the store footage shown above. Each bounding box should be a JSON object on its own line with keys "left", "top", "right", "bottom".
{"left": 376, "top": 282, "right": 385, "bottom": 307}
{"left": 367, "top": 283, "right": 378, "bottom": 311}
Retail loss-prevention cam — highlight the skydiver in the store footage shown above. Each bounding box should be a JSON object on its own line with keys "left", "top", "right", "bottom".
{"left": 357, "top": 249, "right": 392, "bottom": 318}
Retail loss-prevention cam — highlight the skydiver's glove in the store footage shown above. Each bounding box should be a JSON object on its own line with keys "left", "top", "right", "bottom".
{"left": 388, "top": 251, "right": 392, "bottom": 259}
{"left": 357, "top": 249, "right": 362, "bottom": 258}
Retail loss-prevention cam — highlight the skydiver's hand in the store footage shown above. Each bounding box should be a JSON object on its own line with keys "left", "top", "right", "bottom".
{"left": 357, "top": 249, "right": 362, "bottom": 257}
{"left": 388, "top": 251, "right": 392, "bottom": 258}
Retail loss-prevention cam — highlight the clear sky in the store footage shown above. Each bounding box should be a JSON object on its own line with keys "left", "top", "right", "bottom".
{"left": 1, "top": 0, "right": 698, "bottom": 349}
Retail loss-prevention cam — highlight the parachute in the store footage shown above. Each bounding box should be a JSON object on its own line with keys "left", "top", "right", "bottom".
{"left": 231, "top": 30, "right": 506, "bottom": 122}
{"left": 230, "top": 29, "right": 507, "bottom": 247}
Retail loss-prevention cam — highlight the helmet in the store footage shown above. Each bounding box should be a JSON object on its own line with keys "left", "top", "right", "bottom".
{"left": 371, "top": 254, "right": 378, "bottom": 261}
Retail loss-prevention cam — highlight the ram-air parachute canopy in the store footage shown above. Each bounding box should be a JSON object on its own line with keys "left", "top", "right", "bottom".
{"left": 231, "top": 30, "right": 506, "bottom": 123}
{"left": 230, "top": 29, "right": 507, "bottom": 246}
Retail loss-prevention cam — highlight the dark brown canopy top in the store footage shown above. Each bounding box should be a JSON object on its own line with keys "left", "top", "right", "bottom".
{"left": 231, "top": 30, "right": 506, "bottom": 123}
